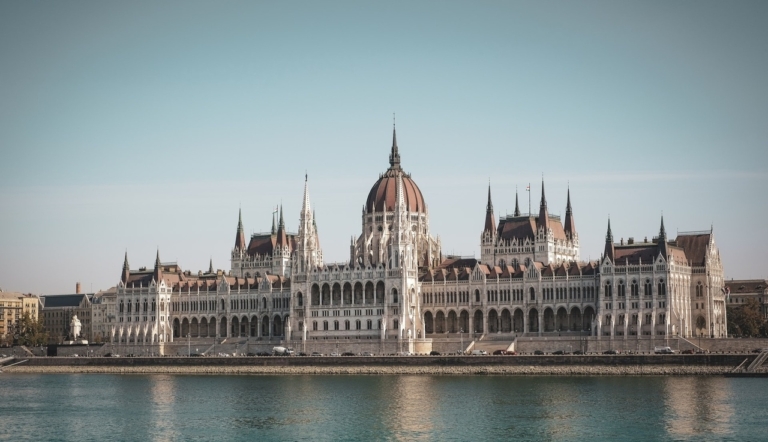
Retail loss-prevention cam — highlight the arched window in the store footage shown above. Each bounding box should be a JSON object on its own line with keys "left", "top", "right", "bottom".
{"left": 356, "top": 319, "right": 361, "bottom": 330}
{"left": 475, "top": 289, "right": 481, "bottom": 302}
{"left": 618, "top": 280, "right": 625, "bottom": 297}
{"left": 297, "top": 292, "right": 303, "bottom": 307}
{"left": 312, "top": 321, "right": 317, "bottom": 331}
{"left": 119, "top": 301, "right": 124, "bottom": 313}
{"left": 151, "top": 300, "right": 156, "bottom": 312}
{"left": 658, "top": 280, "right": 666, "bottom": 297}
{"left": 604, "top": 281, "right": 613, "bottom": 298}
{"left": 345, "top": 320, "right": 350, "bottom": 330}
{"left": 392, "top": 288, "right": 398, "bottom": 304}
{"left": 645, "top": 279, "right": 652, "bottom": 297}
{"left": 323, "top": 321, "right": 328, "bottom": 331}
{"left": 631, "top": 280, "right": 639, "bottom": 297}
{"left": 221, "top": 299, "right": 225, "bottom": 310}
{"left": 529, "top": 287, "right": 536, "bottom": 301}
{"left": 334, "top": 320, "right": 339, "bottom": 331}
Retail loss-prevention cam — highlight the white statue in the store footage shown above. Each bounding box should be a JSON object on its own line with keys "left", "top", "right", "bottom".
{"left": 70, "top": 315, "right": 82, "bottom": 340}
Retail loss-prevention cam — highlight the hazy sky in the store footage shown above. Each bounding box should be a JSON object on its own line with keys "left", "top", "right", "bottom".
{"left": 1, "top": 1, "right": 766, "bottom": 295}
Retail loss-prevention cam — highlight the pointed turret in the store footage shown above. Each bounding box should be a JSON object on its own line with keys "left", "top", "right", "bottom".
{"left": 564, "top": 187, "right": 576, "bottom": 239}
{"left": 484, "top": 184, "right": 496, "bottom": 235}
{"left": 603, "top": 218, "right": 614, "bottom": 262}
{"left": 276, "top": 205, "right": 288, "bottom": 247}
{"left": 153, "top": 249, "right": 163, "bottom": 282}
{"left": 658, "top": 215, "right": 669, "bottom": 259}
{"left": 389, "top": 125, "right": 401, "bottom": 170}
{"left": 208, "top": 258, "right": 213, "bottom": 274}
{"left": 234, "top": 208, "right": 246, "bottom": 251}
{"left": 121, "top": 251, "right": 130, "bottom": 283}
{"left": 538, "top": 179, "right": 549, "bottom": 231}
{"left": 514, "top": 188, "right": 521, "bottom": 217}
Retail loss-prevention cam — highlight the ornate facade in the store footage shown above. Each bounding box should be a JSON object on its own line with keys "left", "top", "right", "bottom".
{"left": 108, "top": 127, "right": 728, "bottom": 351}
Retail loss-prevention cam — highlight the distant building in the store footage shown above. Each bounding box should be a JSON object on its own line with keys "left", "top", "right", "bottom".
{"left": 91, "top": 287, "right": 117, "bottom": 343}
{"left": 0, "top": 291, "right": 40, "bottom": 344}
{"left": 40, "top": 292, "right": 93, "bottom": 343}
{"left": 725, "top": 279, "right": 768, "bottom": 319}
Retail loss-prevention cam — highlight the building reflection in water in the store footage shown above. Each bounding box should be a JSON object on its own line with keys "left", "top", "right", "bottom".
{"left": 148, "top": 374, "right": 179, "bottom": 442}
{"left": 384, "top": 375, "right": 436, "bottom": 441}
{"left": 663, "top": 377, "right": 733, "bottom": 438}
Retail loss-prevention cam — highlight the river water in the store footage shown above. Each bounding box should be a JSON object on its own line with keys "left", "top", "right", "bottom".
{"left": 0, "top": 374, "right": 765, "bottom": 441}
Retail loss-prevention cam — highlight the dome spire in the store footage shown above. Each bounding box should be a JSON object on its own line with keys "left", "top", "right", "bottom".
{"left": 514, "top": 186, "right": 521, "bottom": 217}
{"left": 389, "top": 115, "right": 401, "bottom": 170}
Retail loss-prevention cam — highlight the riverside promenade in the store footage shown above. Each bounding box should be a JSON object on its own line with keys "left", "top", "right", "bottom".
{"left": 2, "top": 354, "right": 757, "bottom": 376}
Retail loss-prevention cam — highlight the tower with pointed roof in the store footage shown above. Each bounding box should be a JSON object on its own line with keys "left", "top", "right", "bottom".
{"left": 295, "top": 174, "right": 323, "bottom": 273}
{"left": 481, "top": 180, "right": 580, "bottom": 267}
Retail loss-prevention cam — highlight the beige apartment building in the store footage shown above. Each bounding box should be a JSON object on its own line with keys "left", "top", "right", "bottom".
{"left": 0, "top": 290, "right": 40, "bottom": 345}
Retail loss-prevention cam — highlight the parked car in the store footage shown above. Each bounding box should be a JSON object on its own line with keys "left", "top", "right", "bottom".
{"left": 341, "top": 352, "right": 355, "bottom": 356}
{"left": 297, "top": 352, "right": 308, "bottom": 356}
{"left": 492, "top": 350, "right": 511, "bottom": 355}
{"left": 471, "top": 350, "right": 488, "bottom": 355}
{"left": 533, "top": 350, "right": 545, "bottom": 355}
{"left": 603, "top": 349, "right": 619, "bottom": 355}
{"left": 573, "top": 350, "right": 584, "bottom": 355}
{"left": 330, "top": 352, "right": 341, "bottom": 357}
{"left": 398, "top": 351, "right": 413, "bottom": 356}
{"left": 256, "top": 352, "right": 271, "bottom": 357}
{"left": 361, "top": 352, "right": 374, "bottom": 356}
{"left": 681, "top": 349, "right": 694, "bottom": 354}
{"left": 430, "top": 350, "right": 441, "bottom": 356}
{"left": 654, "top": 346, "right": 675, "bottom": 354}
{"left": 310, "top": 352, "right": 323, "bottom": 357}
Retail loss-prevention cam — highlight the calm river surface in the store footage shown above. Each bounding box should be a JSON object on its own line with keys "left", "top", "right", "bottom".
{"left": 0, "top": 374, "right": 766, "bottom": 441}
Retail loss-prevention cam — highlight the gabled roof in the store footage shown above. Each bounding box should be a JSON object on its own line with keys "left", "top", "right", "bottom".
{"left": 674, "top": 233, "right": 711, "bottom": 266}
{"left": 496, "top": 215, "right": 568, "bottom": 243}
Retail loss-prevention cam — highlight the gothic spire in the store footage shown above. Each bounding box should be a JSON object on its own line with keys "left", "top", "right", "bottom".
{"left": 234, "top": 208, "right": 246, "bottom": 251}
{"left": 276, "top": 204, "right": 288, "bottom": 247}
{"left": 603, "top": 218, "right": 614, "bottom": 262}
{"left": 564, "top": 186, "right": 576, "bottom": 239}
{"left": 389, "top": 123, "right": 401, "bottom": 170}
{"left": 302, "top": 173, "right": 312, "bottom": 217}
{"left": 153, "top": 249, "right": 163, "bottom": 282}
{"left": 208, "top": 257, "right": 213, "bottom": 274}
{"left": 514, "top": 187, "right": 521, "bottom": 217}
{"left": 538, "top": 178, "right": 549, "bottom": 231}
{"left": 658, "top": 214, "right": 669, "bottom": 260}
{"left": 121, "top": 251, "right": 130, "bottom": 283}
{"left": 484, "top": 184, "right": 496, "bottom": 235}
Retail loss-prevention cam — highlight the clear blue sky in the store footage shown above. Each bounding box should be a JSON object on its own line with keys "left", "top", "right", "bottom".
{"left": 1, "top": 1, "right": 766, "bottom": 294}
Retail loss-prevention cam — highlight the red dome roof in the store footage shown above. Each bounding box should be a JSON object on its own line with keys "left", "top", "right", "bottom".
{"left": 365, "top": 170, "right": 425, "bottom": 213}
{"left": 365, "top": 126, "right": 426, "bottom": 214}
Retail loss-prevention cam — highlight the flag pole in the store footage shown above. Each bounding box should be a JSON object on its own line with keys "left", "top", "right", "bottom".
{"left": 528, "top": 182, "right": 531, "bottom": 216}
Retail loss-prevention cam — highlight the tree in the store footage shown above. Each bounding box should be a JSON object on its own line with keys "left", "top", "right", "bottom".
{"left": 15, "top": 312, "right": 48, "bottom": 347}
{"left": 727, "top": 299, "right": 766, "bottom": 337}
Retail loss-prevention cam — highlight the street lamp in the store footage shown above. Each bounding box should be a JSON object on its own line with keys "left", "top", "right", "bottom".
{"left": 459, "top": 329, "right": 464, "bottom": 355}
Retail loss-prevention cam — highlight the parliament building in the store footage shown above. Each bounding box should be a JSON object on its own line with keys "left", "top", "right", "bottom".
{"left": 110, "top": 128, "right": 728, "bottom": 354}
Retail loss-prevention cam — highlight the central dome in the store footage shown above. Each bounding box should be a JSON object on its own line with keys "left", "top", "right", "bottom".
{"left": 364, "top": 128, "right": 426, "bottom": 214}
